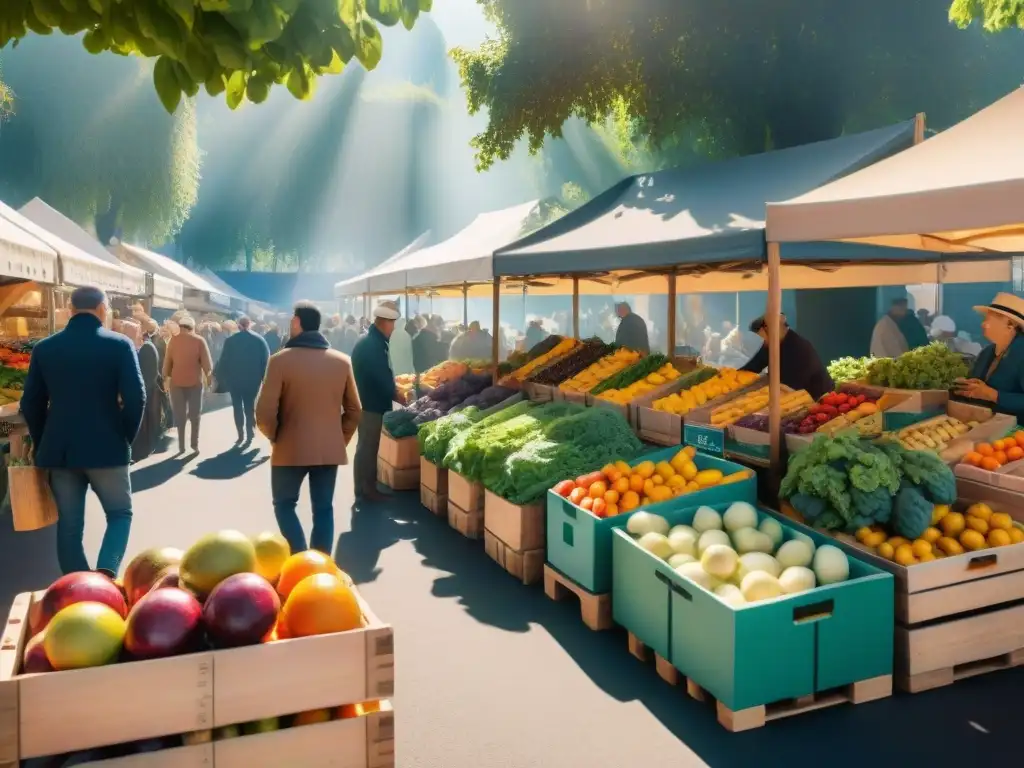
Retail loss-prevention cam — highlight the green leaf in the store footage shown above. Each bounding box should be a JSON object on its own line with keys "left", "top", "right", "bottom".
{"left": 324, "top": 23, "right": 356, "bottom": 63}
{"left": 319, "top": 49, "right": 345, "bottom": 75}
{"left": 246, "top": 74, "right": 271, "bottom": 103}
{"left": 366, "top": 0, "right": 402, "bottom": 27}
{"left": 163, "top": 0, "right": 195, "bottom": 29}
{"left": 401, "top": 0, "right": 419, "bottom": 30}
{"left": 225, "top": 69, "right": 247, "bottom": 108}
{"left": 173, "top": 61, "right": 200, "bottom": 97}
{"left": 205, "top": 73, "right": 227, "bottom": 97}
{"left": 286, "top": 64, "right": 314, "bottom": 100}
{"left": 355, "top": 19, "right": 383, "bottom": 70}
{"left": 153, "top": 55, "right": 182, "bottom": 113}
{"left": 86, "top": 0, "right": 108, "bottom": 13}
{"left": 82, "top": 27, "right": 107, "bottom": 54}
{"left": 418, "top": 0, "right": 432, "bottom": 11}
{"left": 30, "top": 0, "right": 63, "bottom": 27}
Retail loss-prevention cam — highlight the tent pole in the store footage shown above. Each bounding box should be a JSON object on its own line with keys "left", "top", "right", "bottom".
{"left": 572, "top": 276, "right": 580, "bottom": 339}
{"left": 767, "top": 241, "right": 783, "bottom": 472}
{"left": 492, "top": 278, "right": 501, "bottom": 384}
{"left": 463, "top": 283, "right": 469, "bottom": 328}
{"left": 667, "top": 273, "right": 677, "bottom": 358}
{"left": 522, "top": 283, "right": 528, "bottom": 336}
{"left": 913, "top": 113, "right": 926, "bottom": 145}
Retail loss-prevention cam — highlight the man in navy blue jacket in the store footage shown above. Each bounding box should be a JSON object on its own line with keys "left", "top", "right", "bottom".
{"left": 351, "top": 300, "right": 399, "bottom": 501}
{"left": 20, "top": 286, "right": 146, "bottom": 577}
{"left": 215, "top": 315, "right": 270, "bottom": 444}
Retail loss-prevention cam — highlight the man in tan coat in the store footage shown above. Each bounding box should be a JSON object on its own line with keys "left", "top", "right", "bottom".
{"left": 162, "top": 315, "right": 213, "bottom": 454}
{"left": 256, "top": 301, "right": 362, "bottom": 554}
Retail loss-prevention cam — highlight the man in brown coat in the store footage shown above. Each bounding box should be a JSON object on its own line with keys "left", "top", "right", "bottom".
{"left": 162, "top": 315, "right": 213, "bottom": 454}
{"left": 256, "top": 301, "right": 362, "bottom": 554}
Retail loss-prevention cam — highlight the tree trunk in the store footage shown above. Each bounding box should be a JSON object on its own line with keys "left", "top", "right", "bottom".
{"left": 95, "top": 199, "right": 122, "bottom": 247}
{"left": 245, "top": 245, "right": 254, "bottom": 272}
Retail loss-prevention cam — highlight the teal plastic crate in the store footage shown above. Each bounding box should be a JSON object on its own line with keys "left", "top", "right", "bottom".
{"left": 611, "top": 502, "right": 894, "bottom": 713}
{"left": 545, "top": 447, "right": 756, "bottom": 594}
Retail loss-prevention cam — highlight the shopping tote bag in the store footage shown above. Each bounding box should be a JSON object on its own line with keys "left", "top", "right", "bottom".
{"left": 8, "top": 464, "right": 58, "bottom": 531}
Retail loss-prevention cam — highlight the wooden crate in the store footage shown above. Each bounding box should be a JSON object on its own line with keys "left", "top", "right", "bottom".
{"left": 791, "top": 488, "right": 1024, "bottom": 693}
{"left": 77, "top": 744, "right": 213, "bottom": 766}
{"left": 627, "top": 633, "right": 890, "bottom": 733}
{"left": 1, "top": 593, "right": 215, "bottom": 761}
{"left": 419, "top": 457, "right": 447, "bottom": 495}
{"left": 524, "top": 383, "right": 553, "bottom": 403}
{"left": 447, "top": 501, "right": 483, "bottom": 540}
{"left": 483, "top": 491, "right": 544, "bottom": 552}
{"left": 447, "top": 472, "right": 483, "bottom": 514}
{"left": 419, "top": 485, "right": 446, "bottom": 517}
{"left": 542, "top": 565, "right": 612, "bottom": 631}
{"left": 376, "top": 458, "right": 418, "bottom": 492}
{"left": 377, "top": 433, "right": 418, "bottom": 469}
{"left": 1, "top": 591, "right": 394, "bottom": 766}
{"left": 484, "top": 531, "right": 544, "bottom": 586}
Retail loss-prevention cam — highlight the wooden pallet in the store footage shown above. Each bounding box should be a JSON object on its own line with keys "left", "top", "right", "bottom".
{"left": 897, "top": 646, "right": 1024, "bottom": 694}
{"left": 419, "top": 485, "right": 446, "bottom": 517}
{"left": 542, "top": 565, "right": 611, "bottom": 631}
{"left": 483, "top": 530, "right": 543, "bottom": 585}
{"left": 627, "top": 633, "right": 891, "bottom": 732}
{"left": 447, "top": 501, "right": 483, "bottom": 540}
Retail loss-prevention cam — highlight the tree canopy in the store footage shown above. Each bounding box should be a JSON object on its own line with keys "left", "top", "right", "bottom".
{"left": 0, "top": 35, "right": 200, "bottom": 244}
{"left": 950, "top": 0, "right": 1024, "bottom": 31}
{"left": 454, "top": 0, "right": 1024, "bottom": 170}
{"left": 0, "top": 0, "right": 433, "bottom": 113}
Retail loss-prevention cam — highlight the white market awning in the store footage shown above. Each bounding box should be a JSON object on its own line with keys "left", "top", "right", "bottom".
{"left": 0, "top": 201, "right": 58, "bottom": 284}
{"left": 766, "top": 87, "right": 1024, "bottom": 252}
{"left": 334, "top": 231, "right": 432, "bottom": 297}
{"left": 113, "top": 242, "right": 231, "bottom": 308}
{"left": 19, "top": 198, "right": 148, "bottom": 296}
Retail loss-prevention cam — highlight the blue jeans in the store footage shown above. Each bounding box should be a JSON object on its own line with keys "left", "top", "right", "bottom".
{"left": 271, "top": 465, "right": 338, "bottom": 555}
{"left": 49, "top": 467, "right": 133, "bottom": 576}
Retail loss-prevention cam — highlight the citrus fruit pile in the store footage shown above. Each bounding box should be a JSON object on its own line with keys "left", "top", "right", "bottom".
{"left": 959, "top": 431, "right": 1024, "bottom": 471}
{"left": 652, "top": 368, "right": 760, "bottom": 415}
{"left": 855, "top": 502, "right": 1024, "bottom": 565}
{"left": 21, "top": 531, "right": 366, "bottom": 676}
{"left": 551, "top": 446, "right": 753, "bottom": 517}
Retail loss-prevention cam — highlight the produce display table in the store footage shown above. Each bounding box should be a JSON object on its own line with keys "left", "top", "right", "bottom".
{"left": 377, "top": 432, "right": 419, "bottom": 491}
{"left": 0, "top": 588, "right": 395, "bottom": 767}
{"left": 447, "top": 471, "right": 484, "bottom": 540}
{"left": 483, "top": 491, "right": 545, "bottom": 585}
{"left": 419, "top": 457, "right": 448, "bottom": 517}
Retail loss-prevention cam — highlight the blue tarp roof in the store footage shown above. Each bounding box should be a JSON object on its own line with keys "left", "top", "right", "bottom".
{"left": 493, "top": 120, "right": 918, "bottom": 277}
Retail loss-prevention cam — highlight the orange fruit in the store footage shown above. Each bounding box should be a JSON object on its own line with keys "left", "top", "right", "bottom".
{"left": 600, "top": 464, "right": 616, "bottom": 480}
{"left": 981, "top": 457, "right": 1002, "bottom": 472}
{"left": 976, "top": 443, "right": 994, "bottom": 457}
{"left": 568, "top": 487, "right": 587, "bottom": 505}
{"left": 338, "top": 700, "right": 381, "bottom": 719}
{"left": 992, "top": 439, "right": 1006, "bottom": 451}
{"left": 606, "top": 503, "right": 619, "bottom": 516}
{"left": 282, "top": 573, "right": 364, "bottom": 638}
{"left": 629, "top": 474, "right": 645, "bottom": 493}
{"left": 588, "top": 481, "right": 607, "bottom": 499}
{"left": 994, "top": 451, "right": 1008, "bottom": 465}
{"left": 293, "top": 708, "right": 333, "bottom": 726}
{"left": 620, "top": 491, "right": 639, "bottom": 511}
{"left": 1015, "top": 431, "right": 1024, "bottom": 448}
{"left": 580, "top": 497, "right": 594, "bottom": 511}
{"left": 603, "top": 489, "right": 620, "bottom": 505}
{"left": 591, "top": 498, "right": 608, "bottom": 517}
{"left": 1008, "top": 446, "right": 1024, "bottom": 462}
{"left": 276, "top": 551, "right": 339, "bottom": 601}
{"left": 613, "top": 477, "right": 630, "bottom": 494}
{"left": 963, "top": 451, "right": 983, "bottom": 467}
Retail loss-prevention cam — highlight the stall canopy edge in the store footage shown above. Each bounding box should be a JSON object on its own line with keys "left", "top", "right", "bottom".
{"left": 0, "top": 201, "right": 58, "bottom": 284}
{"left": 766, "top": 87, "right": 1024, "bottom": 249}
{"left": 492, "top": 119, "right": 917, "bottom": 278}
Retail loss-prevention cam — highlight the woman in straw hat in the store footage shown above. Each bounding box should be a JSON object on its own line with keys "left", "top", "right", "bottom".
{"left": 954, "top": 293, "right": 1024, "bottom": 419}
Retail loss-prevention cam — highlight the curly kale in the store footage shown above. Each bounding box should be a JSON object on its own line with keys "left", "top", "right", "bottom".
{"left": 898, "top": 449, "right": 957, "bottom": 504}
{"left": 850, "top": 485, "right": 894, "bottom": 526}
{"left": 893, "top": 485, "right": 933, "bottom": 540}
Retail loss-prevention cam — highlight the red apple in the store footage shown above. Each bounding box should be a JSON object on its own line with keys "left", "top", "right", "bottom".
{"left": 33, "top": 572, "right": 128, "bottom": 634}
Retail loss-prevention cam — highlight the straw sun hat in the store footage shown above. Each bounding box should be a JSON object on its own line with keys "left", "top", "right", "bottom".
{"left": 973, "top": 292, "right": 1024, "bottom": 329}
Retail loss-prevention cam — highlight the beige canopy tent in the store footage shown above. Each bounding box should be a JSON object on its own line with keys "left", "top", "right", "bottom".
{"left": 0, "top": 201, "right": 58, "bottom": 285}
{"left": 766, "top": 87, "right": 1024, "bottom": 253}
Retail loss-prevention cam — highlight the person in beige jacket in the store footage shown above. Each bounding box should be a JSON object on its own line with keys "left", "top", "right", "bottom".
{"left": 256, "top": 302, "right": 362, "bottom": 554}
{"left": 162, "top": 315, "right": 213, "bottom": 454}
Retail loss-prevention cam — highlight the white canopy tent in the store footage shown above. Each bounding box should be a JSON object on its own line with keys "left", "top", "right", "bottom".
{"left": 766, "top": 87, "right": 1024, "bottom": 253}
{"left": 334, "top": 231, "right": 431, "bottom": 298}
{"left": 4, "top": 202, "right": 144, "bottom": 295}
{"left": 0, "top": 201, "right": 58, "bottom": 285}
{"left": 112, "top": 241, "right": 231, "bottom": 311}
{"left": 19, "top": 198, "right": 149, "bottom": 297}
{"left": 334, "top": 202, "right": 541, "bottom": 297}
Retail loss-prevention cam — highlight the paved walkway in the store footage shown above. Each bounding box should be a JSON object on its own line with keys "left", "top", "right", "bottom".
{"left": 0, "top": 407, "right": 1017, "bottom": 767}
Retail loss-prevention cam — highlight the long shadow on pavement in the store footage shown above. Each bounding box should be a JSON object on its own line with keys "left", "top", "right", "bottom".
{"left": 387, "top": 489, "right": 1022, "bottom": 768}
{"left": 130, "top": 455, "right": 192, "bottom": 492}
{"left": 0, "top": 523, "right": 60, "bottom": 609}
{"left": 190, "top": 447, "right": 268, "bottom": 481}
{"left": 335, "top": 497, "right": 420, "bottom": 584}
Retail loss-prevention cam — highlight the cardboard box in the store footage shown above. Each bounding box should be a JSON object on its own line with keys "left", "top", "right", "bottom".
{"left": 447, "top": 500, "right": 483, "bottom": 539}
{"left": 419, "top": 457, "right": 447, "bottom": 495}
{"left": 420, "top": 485, "right": 447, "bottom": 516}
{"left": 377, "top": 458, "right": 418, "bottom": 491}
{"left": 377, "top": 433, "right": 419, "bottom": 469}
{"left": 483, "top": 491, "right": 544, "bottom": 552}
{"left": 484, "top": 530, "right": 544, "bottom": 585}
{"left": 448, "top": 471, "right": 483, "bottom": 514}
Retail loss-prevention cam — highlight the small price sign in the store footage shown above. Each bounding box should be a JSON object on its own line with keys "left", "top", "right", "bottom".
{"left": 683, "top": 423, "right": 725, "bottom": 457}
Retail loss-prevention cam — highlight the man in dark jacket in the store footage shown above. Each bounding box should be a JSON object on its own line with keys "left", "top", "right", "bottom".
{"left": 21, "top": 286, "right": 145, "bottom": 577}
{"left": 351, "top": 300, "right": 400, "bottom": 501}
{"left": 132, "top": 320, "right": 163, "bottom": 461}
{"left": 216, "top": 316, "right": 271, "bottom": 444}
{"left": 264, "top": 322, "right": 282, "bottom": 355}
{"left": 742, "top": 314, "right": 833, "bottom": 400}
{"left": 615, "top": 302, "right": 651, "bottom": 354}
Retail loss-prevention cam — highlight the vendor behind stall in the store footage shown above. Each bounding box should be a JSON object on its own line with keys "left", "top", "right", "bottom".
{"left": 741, "top": 314, "right": 833, "bottom": 400}
{"left": 953, "top": 293, "right": 1024, "bottom": 421}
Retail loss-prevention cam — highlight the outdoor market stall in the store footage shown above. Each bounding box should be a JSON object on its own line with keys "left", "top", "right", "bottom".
{"left": 112, "top": 240, "right": 232, "bottom": 318}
